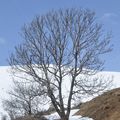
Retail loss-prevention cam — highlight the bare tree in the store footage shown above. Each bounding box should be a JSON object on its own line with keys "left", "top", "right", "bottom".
{"left": 9, "top": 8, "right": 112, "bottom": 120}
{"left": 1, "top": 115, "right": 7, "bottom": 120}
{"left": 2, "top": 81, "right": 46, "bottom": 119}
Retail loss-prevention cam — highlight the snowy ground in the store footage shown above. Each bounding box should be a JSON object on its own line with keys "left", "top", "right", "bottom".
{"left": 0, "top": 66, "right": 120, "bottom": 119}
{"left": 45, "top": 109, "right": 93, "bottom": 120}
{"left": 0, "top": 66, "right": 13, "bottom": 119}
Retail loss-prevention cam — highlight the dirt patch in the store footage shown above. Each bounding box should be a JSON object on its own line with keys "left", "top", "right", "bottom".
{"left": 75, "top": 88, "right": 120, "bottom": 120}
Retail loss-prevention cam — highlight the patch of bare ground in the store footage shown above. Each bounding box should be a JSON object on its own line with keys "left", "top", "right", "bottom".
{"left": 75, "top": 88, "right": 120, "bottom": 120}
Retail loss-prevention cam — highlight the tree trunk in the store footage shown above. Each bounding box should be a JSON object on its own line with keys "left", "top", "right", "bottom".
{"left": 61, "top": 118, "right": 69, "bottom": 120}
{"left": 60, "top": 115, "right": 69, "bottom": 120}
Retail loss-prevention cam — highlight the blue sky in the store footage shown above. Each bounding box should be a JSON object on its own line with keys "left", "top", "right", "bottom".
{"left": 0, "top": 0, "right": 120, "bottom": 72}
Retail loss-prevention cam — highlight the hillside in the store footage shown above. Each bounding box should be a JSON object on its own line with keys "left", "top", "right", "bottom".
{"left": 0, "top": 66, "right": 120, "bottom": 119}
{"left": 75, "top": 88, "right": 120, "bottom": 120}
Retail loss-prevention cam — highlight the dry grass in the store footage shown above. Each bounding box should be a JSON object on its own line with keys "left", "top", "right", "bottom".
{"left": 75, "top": 88, "right": 120, "bottom": 120}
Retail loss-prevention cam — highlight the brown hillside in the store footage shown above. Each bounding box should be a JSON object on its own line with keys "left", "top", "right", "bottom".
{"left": 75, "top": 88, "right": 120, "bottom": 120}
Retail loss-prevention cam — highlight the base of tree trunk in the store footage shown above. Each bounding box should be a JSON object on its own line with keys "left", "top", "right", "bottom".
{"left": 60, "top": 116, "right": 69, "bottom": 120}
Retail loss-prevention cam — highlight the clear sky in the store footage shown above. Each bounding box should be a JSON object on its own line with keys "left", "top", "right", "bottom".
{"left": 0, "top": 0, "right": 120, "bottom": 72}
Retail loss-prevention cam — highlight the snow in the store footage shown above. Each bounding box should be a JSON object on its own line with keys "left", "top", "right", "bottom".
{"left": 0, "top": 66, "right": 13, "bottom": 119}
{"left": 70, "top": 116, "right": 93, "bottom": 120}
{"left": 45, "top": 109, "right": 93, "bottom": 120}
{"left": 0, "top": 66, "right": 120, "bottom": 119}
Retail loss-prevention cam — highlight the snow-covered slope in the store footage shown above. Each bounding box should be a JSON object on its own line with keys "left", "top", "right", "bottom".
{"left": 45, "top": 109, "right": 93, "bottom": 120}
{"left": 0, "top": 66, "right": 120, "bottom": 119}
{"left": 0, "top": 66, "right": 13, "bottom": 118}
